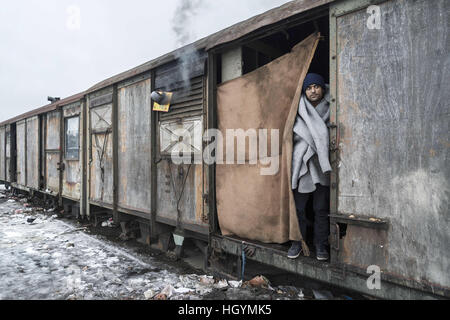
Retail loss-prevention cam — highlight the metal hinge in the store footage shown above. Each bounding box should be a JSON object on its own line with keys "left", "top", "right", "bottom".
{"left": 330, "top": 140, "right": 339, "bottom": 152}
{"left": 57, "top": 162, "right": 65, "bottom": 171}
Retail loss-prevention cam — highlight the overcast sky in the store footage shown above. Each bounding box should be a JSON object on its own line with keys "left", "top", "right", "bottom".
{"left": 0, "top": 0, "right": 292, "bottom": 122}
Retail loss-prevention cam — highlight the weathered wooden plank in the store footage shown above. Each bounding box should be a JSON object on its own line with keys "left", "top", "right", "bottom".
{"left": 26, "top": 116, "right": 39, "bottom": 190}
{"left": 16, "top": 121, "right": 26, "bottom": 186}
{"left": 46, "top": 111, "right": 60, "bottom": 150}
{"left": 0, "top": 127, "right": 5, "bottom": 181}
{"left": 90, "top": 93, "right": 113, "bottom": 108}
{"left": 90, "top": 104, "right": 112, "bottom": 131}
{"left": 5, "top": 127, "right": 11, "bottom": 182}
{"left": 156, "top": 160, "right": 207, "bottom": 228}
{"left": 90, "top": 132, "right": 114, "bottom": 205}
{"left": 63, "top": 104, "right": 82, "bottom": 200}
{"left": 45, "top": 111, "right": 60, "bottom": 193}
{"left": 117, "top": 79, "right": 152, "bottom": 214}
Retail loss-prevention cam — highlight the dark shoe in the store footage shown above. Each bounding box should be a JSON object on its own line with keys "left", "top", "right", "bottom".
{"left": 316, "top": 246, "right": 329, "bottom": 261}
{"left": 287, "top": 241, "right": 303, "bottom": 259}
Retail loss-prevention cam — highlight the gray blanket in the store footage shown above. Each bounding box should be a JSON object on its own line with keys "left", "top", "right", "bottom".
{"left": 292, "top": 86, "right": 332, "bottom": 193}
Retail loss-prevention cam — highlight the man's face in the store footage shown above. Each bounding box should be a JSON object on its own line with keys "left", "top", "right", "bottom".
{"left": 305, "top": 84, "right": 324, "bottom": 105}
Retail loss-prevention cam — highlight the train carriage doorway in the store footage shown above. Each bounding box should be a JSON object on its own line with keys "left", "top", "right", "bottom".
{"left": 62, "top": 104, "right": 82, "bottom": 202}
{"left": 44, "top": 110, "right": 62, "bottom": 196}
{"left": 215, "top": 13, "right": 331, "bottom": 250}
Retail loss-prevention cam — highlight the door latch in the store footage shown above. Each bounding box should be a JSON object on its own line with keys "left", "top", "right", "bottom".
{"left": 57, "top": 162, "right": 65, "bottom": 171}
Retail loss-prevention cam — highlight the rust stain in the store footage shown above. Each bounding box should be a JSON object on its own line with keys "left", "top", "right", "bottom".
{"left": 429, "top": 149, "right": 437, "bottom": 157}
{"left": 195, "top": 164, "right": 203, "bottom": 224}
{"left": 440, "top": 139, "right": 450, "bottom": 148}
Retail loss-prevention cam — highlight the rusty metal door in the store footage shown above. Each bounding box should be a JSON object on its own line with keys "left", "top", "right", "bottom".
{"left": 45, "top": 110, "right": 62, "bottom": 194}
{"left": 330, "top": 0, "right": 450, "bottom": 292}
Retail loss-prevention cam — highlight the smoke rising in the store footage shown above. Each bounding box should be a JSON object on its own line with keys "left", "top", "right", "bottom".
{"left": 172, "top": 0, "right": 206, "bottom": 47}
{"left": 169, "top": 0, "right": 207, "bottom": 94}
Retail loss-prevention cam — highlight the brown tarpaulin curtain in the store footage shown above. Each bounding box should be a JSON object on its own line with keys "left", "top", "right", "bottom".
{"left": 216, "top": 33, "right": 320, "bottom": 255}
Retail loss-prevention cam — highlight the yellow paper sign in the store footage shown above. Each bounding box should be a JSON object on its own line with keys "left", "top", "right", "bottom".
{"left": 153, "top": 92, "right": 173, "bottom": 112}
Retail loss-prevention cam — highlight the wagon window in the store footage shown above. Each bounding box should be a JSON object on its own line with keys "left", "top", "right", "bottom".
{"left": 65, "top": 116, "right": 79, "bottom": 160}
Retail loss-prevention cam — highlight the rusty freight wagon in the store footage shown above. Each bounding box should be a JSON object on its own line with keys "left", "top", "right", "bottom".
{"left": 0, "top": 0, "right": 448, "bottom": 299}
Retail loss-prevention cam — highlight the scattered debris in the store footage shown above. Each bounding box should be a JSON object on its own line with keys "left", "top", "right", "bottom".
{"left": 246, "top": 275, "right": 270, "bottom": 288}
{"left": 312, "top": 289, "right": 334, "bottom": 300}
{"left": 229, "top": 280, "right": 242, "bottom": 288}
{"left": 277, "top": 285, "right": 302, "bottom": 296}
{"left": 174, "top": 287, "right": 194, "bottom": 294}
{"left": 214, "top": 279, "right": 228, "bottom": 289}
{"left": 15, "top": 209, "right": 24, "bottom": 214}
{"left": 179, "top": 274, "right": 199, "bottom": 288}
{"left": 199, "top": 275, "right": 215, "bottom": 285}
{"left": 27, "top": 217, "right": 37, "bottom": 224}
{"left": 59, "top": 227, "right": 87, "bottom": 236}
{"left": 102, "top": 219, "right": 115, "bottom": 228}
{"left": 154, "top": 293, "right": 167, "bottom": 300}
{"left": 160, "top": 285, "right": 175, "bottom": 298}
{"left": 7, "top": 199, "right": 16, "bottom": 203}
{"left": 144, "top": 289, "right": 155, "bottom": 300}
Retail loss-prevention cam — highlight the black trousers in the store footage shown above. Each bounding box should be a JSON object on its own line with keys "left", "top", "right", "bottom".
{"left": 293, "top": 184, "right": 330, "bottom": 249}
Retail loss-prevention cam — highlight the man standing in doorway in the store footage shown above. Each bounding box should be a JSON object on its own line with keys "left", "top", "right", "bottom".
{"left": 288, "top": 73, "right": 331, "bottom": 261}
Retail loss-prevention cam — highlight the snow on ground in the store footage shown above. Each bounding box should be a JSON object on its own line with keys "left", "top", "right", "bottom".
{"left": 0, "top": 188, "right": 308, "bottom": 301}
{"left": 0, "top": 197, "right": 191, "bottom": 300}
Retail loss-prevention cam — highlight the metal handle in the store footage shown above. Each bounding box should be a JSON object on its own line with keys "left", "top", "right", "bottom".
{"left": 333, "top": 223, "right": 340, "bottom": 251}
